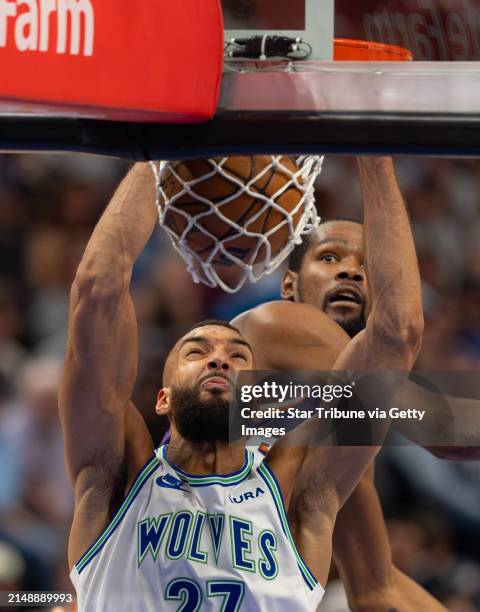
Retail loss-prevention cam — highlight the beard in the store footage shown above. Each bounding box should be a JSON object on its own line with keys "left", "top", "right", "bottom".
{"left": 169, "top": 383, "right": 232, "bottom": 444}
{"left": 336, "top": 310, "right": 367, "bottom": 338}
{"left": 297, "top": 279, "right": 367, "bottom": 338}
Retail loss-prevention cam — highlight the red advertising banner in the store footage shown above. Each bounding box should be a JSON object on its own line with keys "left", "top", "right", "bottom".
{"left": 0, "top": 0, "right": 224, "bottom": 122}
{"left": 335, "top": 0, "right": 480, "bottom": 60}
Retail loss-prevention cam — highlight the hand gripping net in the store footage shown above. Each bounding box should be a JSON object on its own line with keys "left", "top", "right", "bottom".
{"left": 151, "top": 156, "right": 324, "bottom": 293}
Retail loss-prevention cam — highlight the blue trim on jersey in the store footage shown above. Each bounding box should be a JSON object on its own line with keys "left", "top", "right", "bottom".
{"left": 75, "top": 454, "right": 160, "bottom": 574}
{"left": 257, "top": 460, "right": 318, "bottom": 591}
{"left": 160, "top": 445, "right": 253, "bottom": 487}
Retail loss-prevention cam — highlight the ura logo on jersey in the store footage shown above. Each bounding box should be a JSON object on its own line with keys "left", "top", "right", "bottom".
{"left": 229, "top": 487, "right": 265, "bottom": 504}
{"left": 155, "top": 474, "right": 188, "bottom": 492}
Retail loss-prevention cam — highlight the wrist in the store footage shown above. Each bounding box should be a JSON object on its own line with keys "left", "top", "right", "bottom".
{"left": 357, "top": 156, "right": 394, "bottom": 173}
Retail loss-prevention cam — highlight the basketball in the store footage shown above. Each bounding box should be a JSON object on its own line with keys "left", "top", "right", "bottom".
{"left": 159, "top": 156, "right": 305, "bottom": 268}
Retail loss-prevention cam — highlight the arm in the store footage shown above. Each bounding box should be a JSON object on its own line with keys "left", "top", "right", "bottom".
{"left": 333, "top": 466, "right": 447, "bottom": 612}
{"left": 59, "top": 163, "right": 157, "bottom": 568}
{"left": 268, "top": 157, "right": 423, "bottom": 580}
{"left": 238, "top": 301, "right": 480, "bottom": 460}
{"left": 333, "top": 465, "right": 392, "bottom": 602}
{"left": 312, "top": 154, "right": 424, "bottom": 500}
{"left": 396, "top": 379, "right": 480, "bottom": 460}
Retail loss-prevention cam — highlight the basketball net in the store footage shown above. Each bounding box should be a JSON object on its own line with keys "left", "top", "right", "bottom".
{"left": 151, "top": 156, "right": 324, "bottom": 293}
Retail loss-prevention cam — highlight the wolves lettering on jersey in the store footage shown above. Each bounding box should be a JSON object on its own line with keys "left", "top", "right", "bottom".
{"left": 138, "top": 510, "right": 278, "bottom": 579}
{"left": 71, "top": 445, "right": 324, "bottom": 612}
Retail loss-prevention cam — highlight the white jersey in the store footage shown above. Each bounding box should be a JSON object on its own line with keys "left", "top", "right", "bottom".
{"left": 71, "top": 444, "right": 324, "bottom": 611}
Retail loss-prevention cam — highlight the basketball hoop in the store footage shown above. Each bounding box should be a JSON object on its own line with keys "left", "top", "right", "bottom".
{"left": 224, "top": 37, "right": 413, "bottom": 72}
{"left": 151, "top": 156, "right": 323, "bottom": 293}
{"left": 153, "top": 38, "right": 412, "bottom": 293}
{"left": 333, "top": 39, "right": 413, "bottom": 62}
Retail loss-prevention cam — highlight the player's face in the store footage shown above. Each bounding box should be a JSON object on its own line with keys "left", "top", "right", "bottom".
{"left": 172, "top": 325, "right": 253, "bottom": 399}
{"left": 157, "top": 326, "right": 253, "bottom": 443}
{"left": 283, "top": 222, "right": 368, "bottom": 337}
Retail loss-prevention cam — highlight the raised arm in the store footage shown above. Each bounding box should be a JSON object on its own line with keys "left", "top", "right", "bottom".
{"left": 59, "top": 163, "right": 157, "bottom": 566}
{"left": 306, "top": 155, "right": 423, "bottom": 502}
{"left": 314, "top": 155, "right": 424, "bottom": 500}
{"left": 267, "top": 157, "right": 423, "bottom": 580}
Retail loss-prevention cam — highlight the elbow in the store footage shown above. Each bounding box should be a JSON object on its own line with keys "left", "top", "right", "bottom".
{"left": 396, "top": 316, "right": 424, "bottom": 360}
{"left": 71, "top": 266, "right": 128, "bottom": 312}
{"left": 370, "top": 308, "right": 424, "bottom": 366}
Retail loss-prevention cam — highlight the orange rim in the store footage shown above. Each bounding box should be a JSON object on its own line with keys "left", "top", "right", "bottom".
{"left": 333, "top": 38, "right": 412, "bottom": 61}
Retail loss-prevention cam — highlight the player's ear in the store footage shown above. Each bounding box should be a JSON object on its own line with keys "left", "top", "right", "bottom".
{"left": 281, "top": 269, "right": 298, "bottom": 300}
{"left": 156, "top": 388, "right": 171, "bottom": 416}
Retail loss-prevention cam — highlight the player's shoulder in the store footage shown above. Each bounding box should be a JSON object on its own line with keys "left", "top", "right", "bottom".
{"left": 233, "top": 300, "right": 344, "bottom": 338}
{"left": 234, "top": 300, "right": 319, "bottom": 326}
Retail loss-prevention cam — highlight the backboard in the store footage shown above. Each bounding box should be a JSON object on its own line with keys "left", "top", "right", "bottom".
{"left": 1, "top": 0, "right": 480, "bottom": 158}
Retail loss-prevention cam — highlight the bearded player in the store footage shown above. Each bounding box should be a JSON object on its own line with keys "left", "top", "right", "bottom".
{"left": 60, "top": 158, "right": 422, "bottom": 611}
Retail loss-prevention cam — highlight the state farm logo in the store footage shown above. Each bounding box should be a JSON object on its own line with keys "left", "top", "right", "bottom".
{"left": 0, "top": 0, "right": 94, "bottom": 56}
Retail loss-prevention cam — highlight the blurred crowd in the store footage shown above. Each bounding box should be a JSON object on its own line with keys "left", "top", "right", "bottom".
{"left": 0, "top": 153, "right": 479, "bottom": 610}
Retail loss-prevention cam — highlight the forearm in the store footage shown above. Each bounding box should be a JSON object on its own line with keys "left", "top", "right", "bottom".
{"left": 358, "top": 157, "right": 423, "bottom": 361}
{"left": 66, "top": 163, "right": 158, "bottom": 403}
{"left": 348, "top": 566, "right": 448, "bottom": 612}
{"left": 333, "top": 474, "right": 443, "bottom": 611}
{"left": 397, "top": 379, "right": 480, "bottom": 458}
{"left": 77, "top": 162, "right": 158, "bottom": 285}
{"left": 333, "top": 467, "right": 394, "bottom": 600}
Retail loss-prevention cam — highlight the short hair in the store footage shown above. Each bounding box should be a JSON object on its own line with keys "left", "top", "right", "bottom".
{"left": 185, "top": 319, "right": 242, "bottom": 335}
{"left": 287, "top": 218, "right": 363, "bottom": 272}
